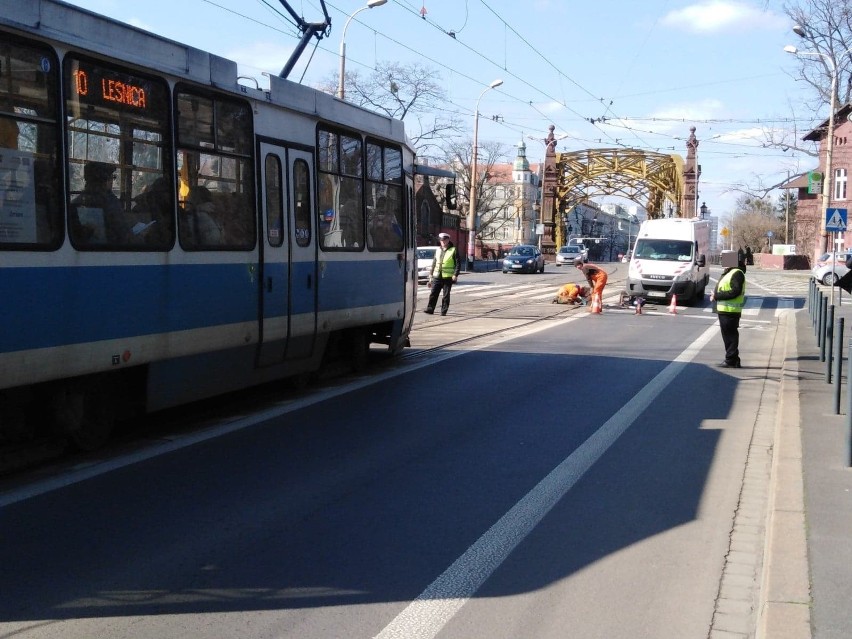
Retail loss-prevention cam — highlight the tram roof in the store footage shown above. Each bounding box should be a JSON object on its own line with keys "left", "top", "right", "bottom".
{"left": 3, "top": 0, "right": 406, "bottom": 144}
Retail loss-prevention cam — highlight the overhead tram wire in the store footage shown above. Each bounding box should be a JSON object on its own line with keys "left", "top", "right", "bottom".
{"left": 388, "top": 0, "right": 603, "bottom": 136}
{"left": 208, "top": 0, "right": 781, "bottom": 158}
{"left": 318, "top": 1, "right": 582, "bottom": 141}
{"left": 474, "top": 0, "right": 600, "bottom": 103}
{"left": 215, "top": 0, "right": 622, "bottom": 149}
{"left": 256, "top": 0, "right": 299, "bottom": 26}
{"left": 222, "top": 0, "right": 610, "bottom": 145}
{"left": 199, "top": 0, "right": 298, "bottom": 35}
{"left": 474, "top": 0, "right": 649, "bottom": 149}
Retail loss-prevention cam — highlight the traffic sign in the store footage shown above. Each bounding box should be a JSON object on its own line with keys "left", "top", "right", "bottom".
{"left": 826, "top": 208, "right": 848, "bottom": 232}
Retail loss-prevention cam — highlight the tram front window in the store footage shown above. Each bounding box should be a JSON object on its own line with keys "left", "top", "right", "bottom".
{"left": 64, "top": 56, "right": 174, "bottom": 250}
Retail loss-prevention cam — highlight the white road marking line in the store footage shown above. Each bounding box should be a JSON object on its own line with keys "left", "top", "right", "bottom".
{"left": 374, "top": 325, "right": 717, "bottom": 639}
{"left": 467, "top": 284, "right": 540, "bottom": 298}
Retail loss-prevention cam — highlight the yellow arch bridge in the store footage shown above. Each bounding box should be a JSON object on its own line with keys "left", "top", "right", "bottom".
{"left": 537, "top": 123, "right": 702, "bottom": 256}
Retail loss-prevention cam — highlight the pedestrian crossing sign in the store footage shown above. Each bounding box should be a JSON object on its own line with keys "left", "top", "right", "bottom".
{"left": 826, "top": 208, "right": 848, "bottom": 232}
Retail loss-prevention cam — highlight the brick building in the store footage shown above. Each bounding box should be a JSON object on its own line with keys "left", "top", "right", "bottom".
{"left": 793, "top": 103, "right": 852, "bottom": 260}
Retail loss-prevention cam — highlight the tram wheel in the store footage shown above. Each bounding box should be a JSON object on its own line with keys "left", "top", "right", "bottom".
{"left": 52, "top": 378, "right": 116, "bottom": 451}
{"left": 349, "top": 328, "right": 370, "bottom": 373}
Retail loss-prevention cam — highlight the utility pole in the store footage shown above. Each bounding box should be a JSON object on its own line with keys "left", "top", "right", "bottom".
{"left": 785, "top": 170, "right": 790, "bottom": 244}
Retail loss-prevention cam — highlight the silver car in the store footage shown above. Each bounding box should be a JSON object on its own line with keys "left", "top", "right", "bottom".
{"left": 555, "top": 245, "right": 583, "bottom": 266}
{"left": 812, "top": 251, "right": 852, "bottom": 285}
{"left": 417, "top": 246, "right": 439, "bottom": 283}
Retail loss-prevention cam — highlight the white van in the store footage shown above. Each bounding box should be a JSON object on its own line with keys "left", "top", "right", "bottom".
{"left": 626, "top": 218, "right": 710, "bottom": 304}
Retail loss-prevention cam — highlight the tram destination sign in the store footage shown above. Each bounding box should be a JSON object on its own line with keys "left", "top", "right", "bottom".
{"left": 67, "top": 59, "right": 163, "bottom": 111}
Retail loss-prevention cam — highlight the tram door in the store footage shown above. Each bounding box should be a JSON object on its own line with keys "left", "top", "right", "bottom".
{"left": 257, "top": 142, "right": 317, "bottom": 366}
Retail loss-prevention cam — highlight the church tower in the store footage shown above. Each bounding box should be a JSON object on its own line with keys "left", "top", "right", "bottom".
{"left": 512, "top": 139, "right": 534, "bottom": 243}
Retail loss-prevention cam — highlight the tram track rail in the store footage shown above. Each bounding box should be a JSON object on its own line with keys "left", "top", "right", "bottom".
{"left": 405, "top": 272, "right": 629, "bottom": 358}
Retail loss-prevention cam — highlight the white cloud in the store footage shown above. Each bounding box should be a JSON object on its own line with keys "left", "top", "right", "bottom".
{"left": 661, "top": 1, "right": 786, "bottom": 34}
{"left": 634, "top": 99, "right": 727, "bottom": 135}
{"left": 125, "top": 17, "right": 154, "bottom": 32}
{"left": 538, "top": 101, "right": 566, "bottom": 115}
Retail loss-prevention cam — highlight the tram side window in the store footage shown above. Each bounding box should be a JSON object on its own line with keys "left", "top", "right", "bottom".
{"left": 366, "top": 141, "right": 403, "bottom": 252}
{"left": 176, "top": 89, "right": 255, "bottom": 251}
{"left": 0, "top": 38, "right": 62, "bottom": 250}
{"left": 293, "top": 159, "right": 311, "bottom": 248}
{"left": 64, "top": 57, "right": 174, "bottom": 250}
{"left": 317, "top": 127, "right": 363, "bottom": 251}
{"left": 265, "top": 154, "right": 283, "bottom": 247}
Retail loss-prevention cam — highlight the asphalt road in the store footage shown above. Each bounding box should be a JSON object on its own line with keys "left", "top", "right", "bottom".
{"left": 0, "top": 265, "right": 809, "bottom": 639}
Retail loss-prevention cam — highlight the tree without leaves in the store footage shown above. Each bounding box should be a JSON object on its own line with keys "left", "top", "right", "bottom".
{"left": 436, "top": 137, "right": 513, "bottom": 244}
{"left": 786, "top": 0, "right": 852, "bottom": 109}
{"left": 763, "top": 0, "right": 852, "bottom": 155}
{"left": 725, "top": 194, "right": 789, "bottom": 253}
{"left": 318, "top": 61, "right": 464, "bottom": 156}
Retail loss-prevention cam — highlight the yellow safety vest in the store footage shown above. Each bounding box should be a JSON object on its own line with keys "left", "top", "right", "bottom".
{"left": 432, "top": 246, "right": 457, "bottom": 278}
{"left": 716, "top": 268, "right": 745, "bottom": 313}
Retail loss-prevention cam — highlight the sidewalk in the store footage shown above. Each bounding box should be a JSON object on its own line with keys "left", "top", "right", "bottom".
{"left": 759, "top": 290, "right": 852, "bottom": 638}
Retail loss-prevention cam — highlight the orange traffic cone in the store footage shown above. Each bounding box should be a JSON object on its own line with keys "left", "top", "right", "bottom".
{"left": 590, "top": 292, "right": 602, "bottom": 314}
{"left": 667, "top": 293, "right": 678, "bottom": 314}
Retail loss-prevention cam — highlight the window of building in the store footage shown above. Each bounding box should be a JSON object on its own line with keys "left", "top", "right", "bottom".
{"left": 835, "top": 167, "right": 847, "bottom": 201}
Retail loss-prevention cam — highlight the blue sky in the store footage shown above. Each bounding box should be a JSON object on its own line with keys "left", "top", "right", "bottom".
{"left": 63, "top": 0, "right": 816, "bottom": 219}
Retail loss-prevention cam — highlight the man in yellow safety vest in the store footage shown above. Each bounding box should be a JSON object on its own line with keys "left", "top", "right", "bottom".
{"left": 425, "top": 233, "right": 460, "bottom": 316}
{"left": 710, "top": 253, "right": 746, "bottom": 368}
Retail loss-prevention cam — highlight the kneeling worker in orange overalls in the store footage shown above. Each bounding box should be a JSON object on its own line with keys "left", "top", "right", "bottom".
{"left": 552, "top": 282, "right": 589, "bottom": 305}
{"left": 574, "top": 257, "right": 608, "bottom": 308}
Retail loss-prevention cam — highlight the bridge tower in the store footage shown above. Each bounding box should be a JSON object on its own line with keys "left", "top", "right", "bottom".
{"left": 682, "top": 127, "right": 701, "bottom": 217}
{"left": 540, "top": 125, "right": 559, "bottom": 249}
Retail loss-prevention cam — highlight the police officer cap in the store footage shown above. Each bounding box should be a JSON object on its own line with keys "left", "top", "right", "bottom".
{"left": 438, "top": 233, "right": 450, "bottom": 240}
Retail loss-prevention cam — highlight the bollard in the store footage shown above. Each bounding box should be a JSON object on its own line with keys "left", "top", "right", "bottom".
{"left": 814, "top": 279, "right": 819, "bottom": 317}
{"left": 835, "top": 318, "right": 844, "bottom": 414}
{"left": 816, "top": 291, "right": 823, "bottom": 338}
{"left": 819, "top": 295, "right": 827, "bottom": 351}
{"left": 826, "top": 304, "right": 835, "bottom": 380}
{"left": 847, "top": 338, "right": 852, "bottom": 467}
{"left": 808, "top": 278, "right": 817, "bottom": 320}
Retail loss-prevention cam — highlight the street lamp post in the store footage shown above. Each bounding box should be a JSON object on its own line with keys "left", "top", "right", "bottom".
{"left": 337, "top": 0, "right": 387, "bottom": 100}
{"left": 784, "top": 43, "right": 836, "bottom": 254}
{"left": 467, "top": 79, "right": 503, "bottom": 269}
{"left": 785, "top": 37, "right": 846, "bottom": 305}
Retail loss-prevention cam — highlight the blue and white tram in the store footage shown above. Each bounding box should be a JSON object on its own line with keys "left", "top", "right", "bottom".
{"left": 0, "top": 0, "right": 446, "bottom": 449}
